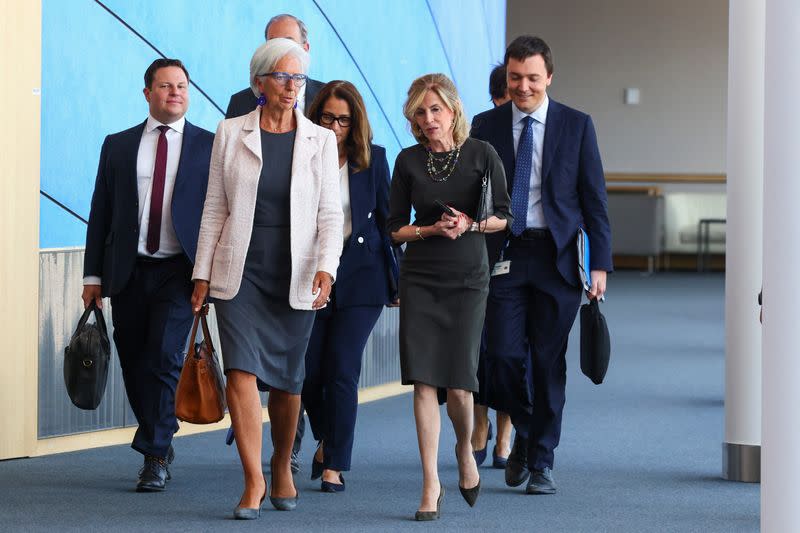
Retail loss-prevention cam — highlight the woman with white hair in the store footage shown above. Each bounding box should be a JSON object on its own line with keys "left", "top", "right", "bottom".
{"left": 191, "top": 38, "right": 342, "bottom": 518}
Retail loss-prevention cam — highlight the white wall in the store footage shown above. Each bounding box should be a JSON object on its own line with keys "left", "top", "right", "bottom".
{"left": 507, "top": 0, "right": 728, "bottom": 174}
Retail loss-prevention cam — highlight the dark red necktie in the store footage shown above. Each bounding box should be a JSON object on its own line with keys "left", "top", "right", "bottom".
{"left": 146, "top": 125, "right": 169, "bottom": 255}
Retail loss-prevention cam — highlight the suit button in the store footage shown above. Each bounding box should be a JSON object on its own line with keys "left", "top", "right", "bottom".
{"left": 357, "top": 236, "right": 364, "bottom": 244}
{"left": 367, "top": 212, "right": 372, "bottom": 219}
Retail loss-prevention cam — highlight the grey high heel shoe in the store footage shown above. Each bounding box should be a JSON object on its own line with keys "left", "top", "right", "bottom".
{"left": 233, "top": 477, "right": 267, "bottom": 520}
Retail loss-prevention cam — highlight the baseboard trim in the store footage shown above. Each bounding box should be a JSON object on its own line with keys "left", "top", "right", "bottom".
{"left": 32, "top": 381, "right": 410, "bottom": 458}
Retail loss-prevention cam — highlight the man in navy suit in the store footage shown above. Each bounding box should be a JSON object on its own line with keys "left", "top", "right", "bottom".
{"left": 225, "top": 13, "right": 324, "bottom": 119}
{"left": 82, "top": 58, "right": 214, "bottom": 492}
{"left": 471, "top": 36, "right": 612, "bottom": 495}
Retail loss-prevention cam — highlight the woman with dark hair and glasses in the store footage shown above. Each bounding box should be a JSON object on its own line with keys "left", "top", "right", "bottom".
{"left": 192, "top": 38, "right": 342, "bottom": 518}
{"left": 301, "top": 80, "right": 400, "bottom": 493}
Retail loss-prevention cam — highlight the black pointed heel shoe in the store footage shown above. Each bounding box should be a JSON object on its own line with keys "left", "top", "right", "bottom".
{"left": 415, "top": 484, "right": 444, "bottom": 521}
{"left": 459, "top": 478, "right": 481, "bottom": 507}
{"left": 321, "top": 473, "right": 345, "bottom": 493}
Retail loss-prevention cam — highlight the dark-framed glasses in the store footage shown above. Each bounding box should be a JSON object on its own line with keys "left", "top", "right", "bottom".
{"left": 320, "top": 113, "right": 352, "bottom": 127}
{"left": 258, "top": 72, "right": 308, "bottom": 87}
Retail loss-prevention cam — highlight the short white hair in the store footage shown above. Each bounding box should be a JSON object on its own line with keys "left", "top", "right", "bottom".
{"left": 249, "top": 37, "right": 310, "bottom": 97}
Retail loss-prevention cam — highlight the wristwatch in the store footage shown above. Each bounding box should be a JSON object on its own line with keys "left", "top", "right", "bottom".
{"left": 469, "top": 222, "right": 479, "bottom": 232}
{"left": 415, "top": 226, "right": 425, "bottom": 240}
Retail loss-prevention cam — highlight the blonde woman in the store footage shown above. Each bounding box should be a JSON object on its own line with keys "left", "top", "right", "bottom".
{"left": 387, "top": 73, "right": 512, "bottom": 520}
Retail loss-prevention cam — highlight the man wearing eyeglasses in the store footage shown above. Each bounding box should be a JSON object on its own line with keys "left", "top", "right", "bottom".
{"left": 226, "top": 13, "right": 325, "bottom": 119}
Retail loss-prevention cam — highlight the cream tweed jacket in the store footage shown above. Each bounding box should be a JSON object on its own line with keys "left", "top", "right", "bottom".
{"left": 193, "top": 108, "right": 343, "bottom": 309}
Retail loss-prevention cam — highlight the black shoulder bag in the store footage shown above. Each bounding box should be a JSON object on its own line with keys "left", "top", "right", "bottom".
{"left": 64, "top": 301, "right": 111, "bottom": 410}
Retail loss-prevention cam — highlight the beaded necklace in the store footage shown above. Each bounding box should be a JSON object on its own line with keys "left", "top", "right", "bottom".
{"left": 426, "top": 145, "right": 461, "bottom": 182}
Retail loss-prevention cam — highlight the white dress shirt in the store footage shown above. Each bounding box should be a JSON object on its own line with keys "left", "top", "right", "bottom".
{"left": 83, "top": 115, "right": 184, "bottom": 286}
{"left": 511, "top": 95, "right": 549, "bottom": 229}
{"left": 339, "top": 163, "right": 352, "bottom": 242}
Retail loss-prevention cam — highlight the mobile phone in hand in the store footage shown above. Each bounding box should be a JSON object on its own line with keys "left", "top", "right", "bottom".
{"left": 434, "top": 199, "right": 456, "bottom": 217}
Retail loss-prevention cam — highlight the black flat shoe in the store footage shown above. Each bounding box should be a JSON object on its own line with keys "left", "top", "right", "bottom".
{"left": 320, "top": 473, "right": 345, "bottom": 493}
{"left": 311, "top": 442, "right": 324, "bottom": 480}
{"left": 415, "top": 483, "right": 444, "bottom": 521}
{"left": 233, "top": 477, "right": 267, "bottom": 520}
{"left": 136, "top": 455, "right": 168, "bottom": 492}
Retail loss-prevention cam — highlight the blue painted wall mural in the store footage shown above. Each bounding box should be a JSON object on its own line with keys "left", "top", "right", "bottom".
{"left": 40, "top": 0, "right": 506, "bottom": 248}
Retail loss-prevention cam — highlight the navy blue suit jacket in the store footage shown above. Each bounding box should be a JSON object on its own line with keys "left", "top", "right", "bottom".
{"left": 333, "top": 145, "right": 400, "bottom": 307}
{"left": 225, "top": 78, "right": 325, "bottom": 119}
{"left": 471, "top": 99, "right": 613, "bottom": 287}
{"left": 84, "top": 120, "right": 214, "bottom": 297}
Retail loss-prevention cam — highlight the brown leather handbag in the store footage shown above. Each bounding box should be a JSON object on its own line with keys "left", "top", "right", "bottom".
{"left": 175, "top": 311, "right": 226, "bottom": 424}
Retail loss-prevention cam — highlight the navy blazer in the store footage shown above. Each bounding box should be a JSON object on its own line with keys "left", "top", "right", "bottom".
{"left": 84, "top": 120, "right": 214, "bottom": 297}
{"left": 471, "top": 99, "right": 613, "bottom": 287}
{"left": 225, "top": 78, "right": 325, "bottom": 119}
{"left": 333, "top": 144, "right": 400, "bottom": 307}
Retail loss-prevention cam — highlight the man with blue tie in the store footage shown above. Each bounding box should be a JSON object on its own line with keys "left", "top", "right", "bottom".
{"left": 471, "top": 36, "right": 612, "bottom": 495}
{"left": 82, "top": 59, "right": 214, "bottom": 492}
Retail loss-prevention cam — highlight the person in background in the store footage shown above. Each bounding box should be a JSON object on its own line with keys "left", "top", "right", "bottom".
{"left": 489, "top": 63, "right": 511, "bottom": 107}
{"left": 226, "top": 13, "right": 325, "bottom": 119}
{"left": 191, "top": 38, "right": 342, "bottom": 518}
{"left": 472, "top": 62, "right": 515, "bottom": 470}
{"left": 82, "top": 58, "right": 214, "bottom": 492}
{"left": 387, "top": 73, "right": 512, "bottom": 520}
{"left": 471, "top": 35, "right": 612, "bottom": 496}
{"left": 302, "top": 80, "right": 400, "bottom": 493}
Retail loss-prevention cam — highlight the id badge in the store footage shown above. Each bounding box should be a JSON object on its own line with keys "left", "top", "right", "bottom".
{"left": 491, "top": 260, "right": 511, "bottom": 277}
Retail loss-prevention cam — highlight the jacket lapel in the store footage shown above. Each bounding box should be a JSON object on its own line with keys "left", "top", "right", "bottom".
{"left": 541, "top": 99, "right": 564, "bottom": 183}
{"left": 496, "top": 103, "right": 516, "bottom": 187}
{"left": 291, "top": 108, "right": 315, "bottom": 192}
{"left": 174, "top": 120, "right": 196, "bottom": 192}
{"left": 241, "top": 109, "right": 262, "bottom": 162}
{"left": 128, "top": 121, "right": 147, "bottom": 205}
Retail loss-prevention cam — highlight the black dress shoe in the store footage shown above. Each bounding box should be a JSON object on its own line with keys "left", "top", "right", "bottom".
{"left": 165, "top": 445, "right": 175, "bottom": 481}
{"left": 526, "top": 467, "right": 557, "bottom": 494}
{"left": 505, "top": 434, "right": 529, "bottom": 487}
{"left": 136, "top": 455, "right": 169, "bottom": 492}
{"left": 290, "top": 449, "right": 301, "bottom": 475}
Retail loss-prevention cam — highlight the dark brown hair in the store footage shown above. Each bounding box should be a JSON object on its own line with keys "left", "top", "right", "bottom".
{"left": 144, "top": 58, "right": 190, "bottom": 89}
{"left": 505, "top": 36, "right": 554, "bottom": 76}
{"left": 308, "top": 81, "right": 372, "bottom": 173}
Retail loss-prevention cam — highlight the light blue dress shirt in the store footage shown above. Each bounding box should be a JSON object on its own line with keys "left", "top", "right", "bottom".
{"left": 511, "top": 96, "right": 549, "bottom": 229}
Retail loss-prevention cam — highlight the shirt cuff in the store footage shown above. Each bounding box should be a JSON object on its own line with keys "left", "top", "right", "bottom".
{"left": 83, "top": 276, "right": 102, "bottom": 286}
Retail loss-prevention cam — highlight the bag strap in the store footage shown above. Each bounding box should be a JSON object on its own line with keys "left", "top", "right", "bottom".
{"left": 186, "top": 314, "right": 202, "bottom": 358}
{"left": 90, "top": 301, "right": 109, "bottom": 337}
{"left": 187, "top": 306, "right": 215, "bottom": 359}
{"left": 199, "top": 313, "right": 215, "bottom": 354}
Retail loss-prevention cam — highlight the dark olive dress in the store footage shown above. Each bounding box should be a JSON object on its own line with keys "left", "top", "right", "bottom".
{"left": 214, "top": 129, "right": 315, "bottom": 394}
{"left": 387, "top": 138, "right": 511, "bottom": 392}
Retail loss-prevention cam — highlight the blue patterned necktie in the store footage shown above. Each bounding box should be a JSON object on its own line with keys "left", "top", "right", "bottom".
{"left": 510, "top": 116, "right": 534, "bottom": 236}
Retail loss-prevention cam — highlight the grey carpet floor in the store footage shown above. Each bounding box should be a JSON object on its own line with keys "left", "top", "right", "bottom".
{"left": 0, "top": 272, "right": 759, "bottom": 532}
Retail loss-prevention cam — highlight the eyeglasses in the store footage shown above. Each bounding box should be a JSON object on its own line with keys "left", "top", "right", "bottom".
{"left": 257, "top": 72, "right": 308, "bottom": 87}
{"left": 320, "top": 113, "right": 352, "bottom": 127}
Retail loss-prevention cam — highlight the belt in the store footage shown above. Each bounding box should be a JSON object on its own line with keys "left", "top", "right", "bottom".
{"left": 136, "top": 254, "right": 185, "bottom": 264}
{"left": 515, "top": 228, "right": 552, "bottom": 240}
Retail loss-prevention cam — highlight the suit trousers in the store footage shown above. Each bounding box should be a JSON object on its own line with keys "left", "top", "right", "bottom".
{"left": 302, "top": 302, "right": 383, "bottom": 471}
{"left": 110, "top": 256, "right": 194, "bottom": 458}
{"left": 485, "top": 235, "right": 581, "bottom": 470}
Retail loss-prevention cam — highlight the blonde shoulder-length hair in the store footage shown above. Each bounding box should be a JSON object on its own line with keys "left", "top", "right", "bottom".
{"left": 403, "top": 73, "right": 469, "bottom": 147}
